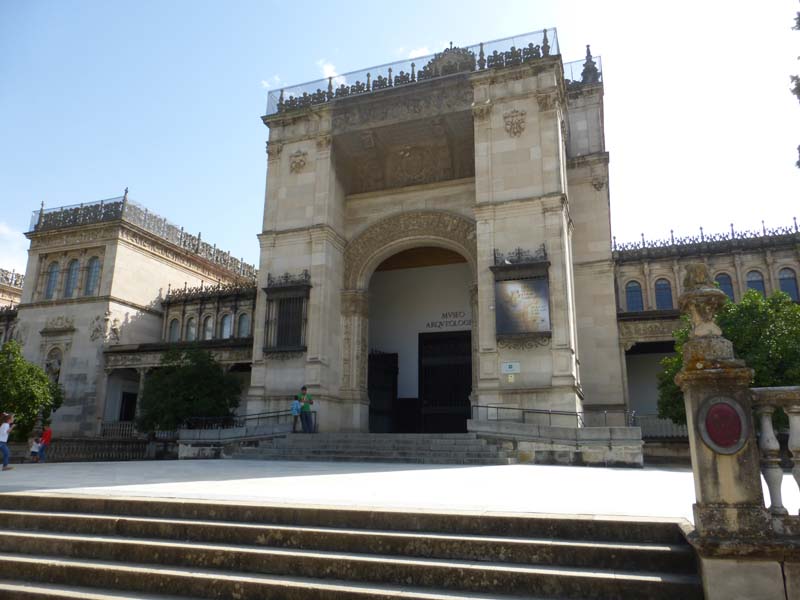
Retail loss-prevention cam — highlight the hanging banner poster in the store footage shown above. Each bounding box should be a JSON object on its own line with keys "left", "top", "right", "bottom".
{"left": 494, "top": 278, "right": 551, "bottom": 335}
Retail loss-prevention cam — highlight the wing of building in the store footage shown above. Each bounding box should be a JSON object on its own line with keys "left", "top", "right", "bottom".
{"left": 2, "top": 29, "right": 798, "bottom": 440}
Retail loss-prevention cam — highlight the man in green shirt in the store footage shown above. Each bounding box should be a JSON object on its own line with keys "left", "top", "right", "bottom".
{"left": 298, "top": 386, "right": 314, "bottom": 433}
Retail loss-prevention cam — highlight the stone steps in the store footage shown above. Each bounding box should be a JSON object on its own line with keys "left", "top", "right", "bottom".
{"left": 0, "top": 494, "right": 703, "bottom": 599}
{"left": 234, "top": 433, "right": 513, "bottom": 465}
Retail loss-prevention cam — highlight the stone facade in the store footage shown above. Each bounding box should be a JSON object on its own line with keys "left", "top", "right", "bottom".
{"left": 2, "top": 30, "right": 797, "bottom": 439}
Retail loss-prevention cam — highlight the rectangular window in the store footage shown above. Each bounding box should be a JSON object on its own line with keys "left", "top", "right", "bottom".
{"left": 264, "top": 271, "right": 311, "bottom": 352}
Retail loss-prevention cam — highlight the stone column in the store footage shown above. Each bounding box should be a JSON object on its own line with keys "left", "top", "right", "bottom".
{"left": 340, "top": 290, "right": 369, "bottom": 431}
{"left": 135, "top": 367, "right": 147, "bottom": 419}
{"left": 675, "top": 263, "right": 769, "bottom": 537}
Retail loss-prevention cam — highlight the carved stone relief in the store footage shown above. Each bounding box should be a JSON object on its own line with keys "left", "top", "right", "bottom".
{"left": 42, "top": 315, "right": 75, "bottom": 333}
{"left": 503, "top": 109, "right": 526, "bottom": 137}
{"left": 289, "top": 150, "right": 308, "bottom": 173}
{"left": 266, "top": 141, "right": 283, "bottom": 160}
{"left": 536, "top": 92, "right": 558, "bottom": 112}
{"left": 497, "top": 336, "right": 551, "bottom": 350}
{"left": 591, "top": 176, "right": 607, "bottom": 191}
{"left": 388, "top": 145, "right": 452, "bottom": 189}
{"left": 471, "top": 100, "right": 492, "bottom": 121}
{"left": 315, "top": 135, "right": 332, "bottom": 151}
{"left": 343, "top": 210, "right": 477, "bottom": 289}
{"left": 618, "top": 319, "right": 681, "bottom": 343}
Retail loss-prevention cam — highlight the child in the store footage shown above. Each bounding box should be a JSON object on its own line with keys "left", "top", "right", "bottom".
{"left": 290, "top": 397, "right": 302, "bottom": 433}
{"left": 29, "top": 437, "right": 41, "bottom": 463}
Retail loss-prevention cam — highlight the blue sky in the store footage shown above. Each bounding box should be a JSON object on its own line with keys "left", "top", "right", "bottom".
{"left": 1, "top": 0, "right": 799, "bottom": 272}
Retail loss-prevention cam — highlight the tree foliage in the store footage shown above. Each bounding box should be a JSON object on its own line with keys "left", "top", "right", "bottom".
{"left": 658, "top": 290, "right": 800, "bottom": 424}
{"left": 0, "top": 340, "right": 63, "bottom": 440}
{"left": 136, "top": 347, "right": 241, "bottom": 432}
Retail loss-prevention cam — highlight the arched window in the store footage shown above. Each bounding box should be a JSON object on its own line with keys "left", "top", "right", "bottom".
{"left": 44, "top": 262, "right": 59, "bottom": 299}
{"left": 779, "top": 267, "right": 799, "bottom": 301}
{"left": 654, "top": 278, "right": 673, "bottom": 310}
{"left": 746, "top": 270, "right": 766, "bottom": 296}
{"left": 202, "top": 316, "right": 214, "bottom": 340}
{"left": 84, "top": 256, "right": 101, "bottom": 296}
{"left": 625, "top": 281, "right": 643, "bottom": 312}
{"left": 63, "top": 259, "right": 80, "bottom": 298}
{"left": 168, "top": 318, "right": 180, "bottom": 342}
{"left": 219, "top": 314, "right": 232, "bottom": 339}
{"left": 715, "top": 273, "right": 735, "bottom": 301}
{"left": 185, "top": 317, "right": 197, "bottom": 342}
{"left": 237, "top": 313, "right": 251, "bottom": 337}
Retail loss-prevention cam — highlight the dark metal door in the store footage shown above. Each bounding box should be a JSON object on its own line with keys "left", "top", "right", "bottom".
{"left": 368, "top": 352, "right": 398, "bottom": 433}
{"left": 418, "top": 331, "right": 472, "bottom": 433}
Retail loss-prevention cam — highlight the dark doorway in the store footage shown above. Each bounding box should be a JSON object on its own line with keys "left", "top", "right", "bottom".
{"left": 419, "top": 330, "right": 472, "bottom": 433}
{"left": 368, "top": 352, "right": 398, "bottom": 433}
{"left": 119, "top": 392, "right": 138, "bottom": 422}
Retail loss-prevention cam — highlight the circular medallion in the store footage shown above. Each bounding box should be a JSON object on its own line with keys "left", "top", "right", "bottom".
{"left": 698, "top": 397, "right": 748, "bottom": 455}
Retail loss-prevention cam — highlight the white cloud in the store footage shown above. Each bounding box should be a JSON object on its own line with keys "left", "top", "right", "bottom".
{"left": 408, "top": 47, "right": 431, "bottom": 59}
{"left": 316, "top": 59, "right": 338, "bottom": 79}
{"left": 0, "top": 222, "right": 29, "bottom": 273}
{"left": 260, "top": 75, "right": 282, "bottom": 89}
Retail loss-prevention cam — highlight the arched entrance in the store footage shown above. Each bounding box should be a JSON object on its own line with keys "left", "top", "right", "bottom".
{"left": 340, "top": 210, "right": 478, "bottom": 433}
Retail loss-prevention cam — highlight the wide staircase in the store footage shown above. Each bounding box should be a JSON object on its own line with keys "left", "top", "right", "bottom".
{"left": 230, "top": 432, "right": 516, "bottom": 465}
{"left": 0, "top": 493, "right": 703, "bottom": 599}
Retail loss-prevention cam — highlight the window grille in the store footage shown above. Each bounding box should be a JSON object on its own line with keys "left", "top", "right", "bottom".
{"left": 746, "top": 270, "right": 766, "bottom": 296}
{"left": 654, "top": 278, "right": 673, "bottom": 310}
{"left": 625, "top": 281, "right": 643, "bottom": 312}
{"left": 779, "top": 268, "right": 799, "bottom": 302}
{"left": 64, "top": 259, "right": 79, "bottom": 298}
{"left": 264, "top": 271, "right": 311, "bottom": 352}
{"left": 44, "top": 262, "right": 59, "bottom": 299}
{"left": 715, "top": 273, "right": 735, "bottom": 301}
{"left": 84, "top": 257, "right": 101, "bottom": 296}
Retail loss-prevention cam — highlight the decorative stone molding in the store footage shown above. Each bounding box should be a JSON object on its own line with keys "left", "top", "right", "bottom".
{"left": 497, "top": 335, "right": 550, "bottom": 350}
{"left": 341, "top": 290, "right": 369, "bottom": 317}
{"left": 343, "top": 210, "right": 477, "bottom": 289}
{"left": 331, "top": 83, "right": 474, "bottom": 133}
{"left": 618, "top": 319, "right": 680, "bottom": 343}
{"left": 264, "top": 350, "right": 304, "bottom": 360}
{"left": 471, "top": 100, "right": 492, "bottom": 121}
{"left": 41, "top": 315, "right": 75, "bottom": 334}
{"left": 536, "top": 92, "right": 558, "bottom": 112}
{"left": 89, "top": 311, "right": 110, "bottom": 342}
{"left": 315, "top": 135, "right": 332, "bottom": 151}
{"left": 503, "top": 109, "right": 526, "bottom": 137}
{"left": 265, "top": 141, "right": 283, "bottom": 160}
{"left": 591, "top": 176, "right": 607, "bottom": 191}
{"left": 289, "top": 150, "right": 308, "bottom": 173}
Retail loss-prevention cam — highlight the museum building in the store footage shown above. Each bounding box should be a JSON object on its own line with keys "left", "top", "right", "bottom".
{"left": 1, "top": 28, "right": 798, "bottom": 438}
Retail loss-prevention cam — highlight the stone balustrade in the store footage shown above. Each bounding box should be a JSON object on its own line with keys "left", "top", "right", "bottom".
{"left": 752, "top": 387, "right": 800, "bottom": 520}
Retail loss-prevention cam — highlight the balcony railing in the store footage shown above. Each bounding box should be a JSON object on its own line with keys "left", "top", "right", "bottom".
{"left": 0, "top": 269, "right": 24, "bottom": 290}
{"left": 266, "top": 29, "right": 562, "bottom": 116}
{"left": 29, "top": 195, "right": 257, "bottom": 280}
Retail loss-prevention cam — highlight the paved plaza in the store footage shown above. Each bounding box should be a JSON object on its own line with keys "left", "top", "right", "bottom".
{"left": 0, "top": 460, "right": 797, "bottom": 523}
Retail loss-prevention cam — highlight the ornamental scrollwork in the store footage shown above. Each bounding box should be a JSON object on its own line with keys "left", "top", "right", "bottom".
{"left": 503, "top": 109, "right": 526, "bottom": 137}
{"left": 497, "top": 335, "right": 551, "bottom": 350}
{"left": 471, "top": 100, "right": 492, "bottom": 121}
{"left": 343, "top": 211, "right": 477, "bottom": 289}
{"left": 289, "top": 150, "right": 308, "bottom": 173}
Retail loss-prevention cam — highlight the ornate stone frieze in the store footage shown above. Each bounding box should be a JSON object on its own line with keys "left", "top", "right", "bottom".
{"left": 471, "top": 100, "right": 492, "bottom": 121}
{"left": 41, "top": 315, "right": 75, "bottom": 333}
{"left": 266, "top": 141, "right": 283, "bottom": 159}
{"left": 497, "top": 335, "right": 550, "bottom": 350}
{"left": 289, "top": 150, "right": 308, "bottom": 173}
{"left": 388, "top": 144, "right": 453, "bottom": 189}
{"left": 315, "top": 135, "right": 332, "bottom": 151}
{"left": 343, "top": 210, "right": 477, "bottom": 289}
{"left": 536, "top": 92, "right": 558, "bottom": 112}
{"left": 29, "top": 227, "right": 116, "bottom": 250}
{"left": 503, "top": 109, "right": 526, "bottom": 137}
{"left": 331, "top": 84, "right": 474, "bottom": 133}
{"left": 618, "top": 319, "right": 681, "bottom": 342}
{"left": 264, "top": 350, "right": 304, "bottom": 360}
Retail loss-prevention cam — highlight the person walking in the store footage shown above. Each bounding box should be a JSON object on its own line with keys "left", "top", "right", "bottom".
{"left": 0, "top": 413, "right": 15, "bottom": 471}
{"left": 290, "top": 396, "right": 302, "bottom": 433}
{"left": 39, "top": 423, "right": 52, "bottom": 463}
{"left": 298, "top": 386, "right": 314, "bottom": 433}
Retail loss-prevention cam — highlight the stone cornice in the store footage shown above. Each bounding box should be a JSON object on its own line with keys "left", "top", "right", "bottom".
{"left": 258, "top": 224, "right": 347, "bottom": 250}
{"left": 18, "top": 295, "right": 163, "bottom": 316}
{"left": 474, "top": 192, "right": 566, "bottom": 217}
{"left": 567, "top": 152, "right": 610, "bottom": 170}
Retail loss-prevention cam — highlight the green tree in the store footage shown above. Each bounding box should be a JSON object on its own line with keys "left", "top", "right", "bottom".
{"left": 0, "top": 340, "right": 63, "bottom": 440}
{"left": 136, "top": 347, "right": 241, "bottom": 432}
{"left": 658, "top": 290, "right": 800, "bottom": 424}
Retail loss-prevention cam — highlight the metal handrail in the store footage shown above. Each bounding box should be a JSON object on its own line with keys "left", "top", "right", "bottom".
{"left": 471, "top": 405, "right": 635, "bottom": 428}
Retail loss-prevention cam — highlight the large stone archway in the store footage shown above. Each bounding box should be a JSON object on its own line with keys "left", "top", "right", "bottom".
{"left": 340, "top": 210, "right": 478, "bottom": 417}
